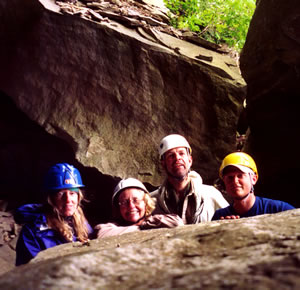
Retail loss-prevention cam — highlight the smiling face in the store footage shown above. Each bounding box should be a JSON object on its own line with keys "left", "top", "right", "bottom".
{"left": 118, "top": 188, "right": 146, "bottom": 224}
{"left": 223, "top": 166, "right": 257, "bottom": 200}
{"left": 52, "top": 189, "right": 79, "bottom": 217}
{"left": 161, "top": 147, "right": 192, "bottom": 180}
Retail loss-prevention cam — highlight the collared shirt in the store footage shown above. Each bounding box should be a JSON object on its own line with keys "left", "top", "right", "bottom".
{"left": 163, "top": 181, "right": 192, "bottom": 216}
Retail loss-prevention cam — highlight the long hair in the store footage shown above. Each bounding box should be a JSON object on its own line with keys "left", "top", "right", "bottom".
{"left": 46, "top": 189, "right": 89, "bottom": 242}
{"left": 112, "top": 190, "right": 156, "bottom": 226}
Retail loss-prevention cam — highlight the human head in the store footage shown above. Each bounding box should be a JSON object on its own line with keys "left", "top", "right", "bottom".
{"left": 219, "top": 152, "right": 258, "bottom": 199}
{"left": 159, "top": 134, "right": 192, "bottom": 180}
{"left": 112, "top": 178, "right": 155, "bottom": 224}
{"left": 44, "top": 163, "right": 85, "bottom": 217}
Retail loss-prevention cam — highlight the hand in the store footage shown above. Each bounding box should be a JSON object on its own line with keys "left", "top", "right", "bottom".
{"left": 220, "top": 215, "right": 240, "bottom": 220}
{"left": 140, "top": 214, "right": 184, "bottom": 229}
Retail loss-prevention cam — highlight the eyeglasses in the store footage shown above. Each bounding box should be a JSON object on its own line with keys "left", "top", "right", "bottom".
{"left": 118, "top": 198, "right": 144, "bottom": 207}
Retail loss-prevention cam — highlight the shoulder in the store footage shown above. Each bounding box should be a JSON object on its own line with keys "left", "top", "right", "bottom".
{"left": 256, "top": 196, "right": 295, "bottom": 212}
{"left": 190, "top": 174, "right": 221, "bottom": 195}
{"left": 188, "top": 171, "right": 203, "bottom": 184}
{"left": 198, "top": 184, "right": 226, "bottom": 200}
{"left": 193, "top": 183, "right": 229, "bottom": 205}
{"left": 14, "top": 204, "right": 44, "bottom": 225}
{"left": 199, "top": 184, "right": 223, "bottom": 195}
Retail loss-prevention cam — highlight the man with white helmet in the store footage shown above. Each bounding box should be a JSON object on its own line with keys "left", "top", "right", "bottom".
{"left": 212, "top": 152, "right": 295, "bottom": 220}
{"left": 150, "top": 134, "right": 229, "bottom": 224}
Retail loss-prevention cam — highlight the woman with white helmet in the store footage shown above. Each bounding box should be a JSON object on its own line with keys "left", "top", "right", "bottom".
{"left": 15, "top": 163, "right": 92, "bottom": 266}
{"left": 94, "top": 178, "right": 183, "bottom": 238}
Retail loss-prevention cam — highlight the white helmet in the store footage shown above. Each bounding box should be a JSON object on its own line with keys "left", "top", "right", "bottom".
{"left": 112, "top": 178, "right": 148, "bottom": 205}
{"left": 158, "top": 134, "right": 191, "bottom": 159}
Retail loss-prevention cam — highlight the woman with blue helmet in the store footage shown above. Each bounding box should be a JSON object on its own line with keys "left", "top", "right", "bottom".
{"left": 15, "top": 163, "right": 92, "bottom": 266}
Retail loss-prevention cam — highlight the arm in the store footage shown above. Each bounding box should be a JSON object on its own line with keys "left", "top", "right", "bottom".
{"left": 95, "top": 223, "right": 140, "bottom": 238}
{"left": 16, "top": 225, "right": 41, "bottom": 266}
{"left": 211, "top": 206, "right": 234, "bottom": 221}
{"left": 140, "top": 214, "right": 184, "bottom": 230}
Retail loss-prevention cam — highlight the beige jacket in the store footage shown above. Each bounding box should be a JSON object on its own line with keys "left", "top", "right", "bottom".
{"left": 150, "top": 171, "right": 229, "bottom": 224}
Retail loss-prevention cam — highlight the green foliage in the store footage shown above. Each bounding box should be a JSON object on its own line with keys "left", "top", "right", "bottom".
{"left": 165, "top": 0, "right": 256, "bottom": 51}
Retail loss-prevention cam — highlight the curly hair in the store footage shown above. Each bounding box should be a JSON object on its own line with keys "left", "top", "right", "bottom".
{"left": 46, "top": 189, "right": 89, "bottom": 243}
{"left": 144, "top": 192, "right": 156, "bottom": 216}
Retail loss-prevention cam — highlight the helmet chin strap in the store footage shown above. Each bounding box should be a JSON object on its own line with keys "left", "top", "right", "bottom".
{"left": 249, "top": 172, "right": 255, "bottom": 194}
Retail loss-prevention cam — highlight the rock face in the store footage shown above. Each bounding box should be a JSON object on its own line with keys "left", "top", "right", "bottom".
{"left": 240, "top": 0, "right": 300, "bottom": 207}
{"left": 0, "top": 209, "right": 300, "bottom": 288}
{"left": 0, "top": 212, "right": 17, "bottom": 276}
{"left": 0, "top": 0, "right": 245, "bottom": 222}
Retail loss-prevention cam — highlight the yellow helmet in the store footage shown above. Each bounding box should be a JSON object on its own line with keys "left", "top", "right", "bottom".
{"left": 219, "top": 152, "right": 258, "bottom": 179}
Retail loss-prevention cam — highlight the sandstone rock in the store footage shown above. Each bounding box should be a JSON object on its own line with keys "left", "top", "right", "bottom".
{"left": 0, "top": 212, "right": 17, "bottom": 246}
{"left": 0, "top": 0, "right": 244, "bottom": 184}
{"left": 240, "top": 0, "right": 300, "bottom": 207}
{"left": 0, "top": 212, "right": 18, "bottom": 276}
{"left": 0, "top": 0, "right": 299, "bottom": 282}
{"left": 0, "top": 245, "right": 16, "bottom": 276}
{"left": 0, "top": 209, "right": 299, "bottom": 288}
{"left": 0, "top": 0, "right": 245, "bottom": 223}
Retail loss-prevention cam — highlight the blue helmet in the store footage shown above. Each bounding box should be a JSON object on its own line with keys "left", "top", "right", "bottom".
{"left": 44, "top": 163, "right": 85, "bottom": 191}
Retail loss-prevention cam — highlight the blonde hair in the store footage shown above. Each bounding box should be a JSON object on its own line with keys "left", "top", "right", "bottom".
{"left": 144, "top": 192, "right": 156, "bottom": 216}
{"left": 46, "top": 189, "right": 89, "bottom": 242}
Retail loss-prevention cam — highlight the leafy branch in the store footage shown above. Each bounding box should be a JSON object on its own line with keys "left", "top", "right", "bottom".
{"left": 165, "top": 0, "right": 256, "bottom": 52}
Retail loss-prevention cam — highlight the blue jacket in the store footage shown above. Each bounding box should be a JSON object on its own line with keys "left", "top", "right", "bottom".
{"left": 15, "top": 204, "right": 92, "bottom": 266}
{"left": 212, "top": 196, "right": 295, "bottom": 220}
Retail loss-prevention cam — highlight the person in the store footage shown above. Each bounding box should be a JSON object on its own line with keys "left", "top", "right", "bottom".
{"left": 94, "top": 178, "right": 184, "bottom": 238}
{"left": 150, "top": 134, "right": 229, "bottom": 224}
{"left": 15, "top": 163, "right": 92, "bottom": 266}
{"left": 212, "top": 152, "right": 295, "bottom": 220}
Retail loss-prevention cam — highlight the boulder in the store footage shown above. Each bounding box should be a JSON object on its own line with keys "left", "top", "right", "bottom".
{"left": 240, "top": 0, "right": 300, "bottom": 206}
{"left": 0, "top": 212, "right": 18, "bottom": 275}
{"left": 0, "top": 209, "right": 299, "bottom": 288}
{"left": 0, "top": 0, "right": 245, "bottom": 222}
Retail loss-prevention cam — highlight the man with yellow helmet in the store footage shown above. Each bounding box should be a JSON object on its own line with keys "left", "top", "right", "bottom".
{"left": 212, "top": 152, "right": 295, "bottom": 220}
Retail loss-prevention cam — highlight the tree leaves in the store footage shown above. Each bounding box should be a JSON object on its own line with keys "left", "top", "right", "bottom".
{"left": 165, "top": 0, "right": 256, "bottom": 52}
